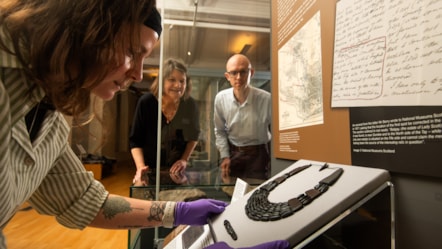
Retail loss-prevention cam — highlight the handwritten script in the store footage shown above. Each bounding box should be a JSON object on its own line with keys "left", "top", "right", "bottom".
{"left": 332, "top": 0, "right": 442, "bottom": 107}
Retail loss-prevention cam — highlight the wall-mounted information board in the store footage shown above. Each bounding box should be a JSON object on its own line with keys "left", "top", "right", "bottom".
{"left": 272, "top": 0, "right": 442, "bottom": 178}
{"left": 271, "top": 0, "right": 351, "bottom": 164}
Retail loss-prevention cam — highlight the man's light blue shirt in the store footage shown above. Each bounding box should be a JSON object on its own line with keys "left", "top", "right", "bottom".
{"left": 214, "top": 86, "right": 272, "bottom": 159}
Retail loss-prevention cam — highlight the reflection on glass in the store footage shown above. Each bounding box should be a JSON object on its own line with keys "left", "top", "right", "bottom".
{"left": 156, "top": 0, "right": 272, "bottom": 187}
{"left": 127, "top": 1, "right": 271, "bottom": 247}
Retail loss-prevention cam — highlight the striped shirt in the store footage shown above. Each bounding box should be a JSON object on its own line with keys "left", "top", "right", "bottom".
{"left": 0, "top": 34, "right": 108, "bottom": 248}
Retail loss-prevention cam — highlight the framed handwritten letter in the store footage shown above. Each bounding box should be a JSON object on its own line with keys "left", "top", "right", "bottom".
{"left": 332, "top": 0, "right": 442, "bottom": 107}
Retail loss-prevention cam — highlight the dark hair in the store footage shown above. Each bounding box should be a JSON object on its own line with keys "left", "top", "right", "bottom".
{"left": 150, "top": 58, "right": 192, "bottom": 100}
{"left": 0, "top": 0, "right": 157, "bottom": 117}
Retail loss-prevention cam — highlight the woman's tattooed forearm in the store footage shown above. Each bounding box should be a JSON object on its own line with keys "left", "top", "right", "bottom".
{"left": 102, "top": 196, "right": 132, "bottom": 219}
{"left": 148, "top": 202, "right": 166, "bottom": 222}
{"left": 101, "top": 197, "right": 165, "bottom": 228}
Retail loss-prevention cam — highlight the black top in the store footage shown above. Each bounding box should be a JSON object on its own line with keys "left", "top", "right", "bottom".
{"left": 26, "top": 97, "right": 55, "bottom": 142}
{"left": 129, "top": 92, "right": 200, "bottom": 169}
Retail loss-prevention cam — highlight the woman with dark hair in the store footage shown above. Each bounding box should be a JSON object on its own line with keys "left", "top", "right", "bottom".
{"left": 0, "top": 0, "right": 288, "bottom": 248}
{"left": 130, "top": 58, "right": 200, "bottom": 186}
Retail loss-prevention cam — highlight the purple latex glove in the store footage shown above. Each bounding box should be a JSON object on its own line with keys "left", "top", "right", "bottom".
{"left": 174, "top": 199, "right": 228, "bottom": 226}
{"left": 204, "top": 240, "right": 290, "bottom": 249}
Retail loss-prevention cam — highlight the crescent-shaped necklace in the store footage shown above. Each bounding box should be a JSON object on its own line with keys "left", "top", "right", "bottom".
{"left": 245, "top": 164, "right": 344, "bottom": 221}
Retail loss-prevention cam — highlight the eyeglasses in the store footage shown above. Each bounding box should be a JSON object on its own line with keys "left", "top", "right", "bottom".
{"left": 226, "top": 69, "right": 250, "bottom": 77}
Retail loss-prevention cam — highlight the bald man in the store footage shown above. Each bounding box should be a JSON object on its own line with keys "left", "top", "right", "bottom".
{"left": 214, "top": 54, "right": 272, "bottom": 182}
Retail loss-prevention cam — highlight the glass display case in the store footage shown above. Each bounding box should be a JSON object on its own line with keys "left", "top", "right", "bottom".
{"left": 128, "top": 169, "right": 262, "bottom": 249}
{"left": 127, "top": 1, "right": 271, "bottom": 248}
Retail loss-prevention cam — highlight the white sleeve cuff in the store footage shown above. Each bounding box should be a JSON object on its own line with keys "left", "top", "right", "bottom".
{"left": 162, "top": 201, "right": 176, "bottom": 228}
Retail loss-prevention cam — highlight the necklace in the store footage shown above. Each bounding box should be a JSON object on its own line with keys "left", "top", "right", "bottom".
{"left": 162, "top": 100, "right": 180, "bottom": 124}
{"left": 244, "top": 164, "right": 344, "bottom": 221}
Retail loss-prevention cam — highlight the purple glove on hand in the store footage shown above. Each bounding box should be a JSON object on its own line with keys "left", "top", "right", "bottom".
{"left": 174, "top": 199, "right": 228, "bottom": 226}
{"left": 204, "top": 240, "right": 290, "bottom": 249}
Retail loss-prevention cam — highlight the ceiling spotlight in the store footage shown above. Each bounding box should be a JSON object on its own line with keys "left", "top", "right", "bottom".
{"left": 187, "top": 51, "right": 192, "bottom": 56}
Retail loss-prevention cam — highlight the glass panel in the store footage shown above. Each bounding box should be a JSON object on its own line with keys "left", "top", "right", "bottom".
{"left": 127, "top": 182, "right": 261, "bottom": 249}
{"left": 128, "top": 1, "right": 270, "bottom": 248}
{"left": 152, "top": 0, "right": 271, "bottom": 185}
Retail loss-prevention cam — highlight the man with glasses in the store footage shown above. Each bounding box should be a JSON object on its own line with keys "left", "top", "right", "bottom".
{"left": 214, "top": 54, "right": 272, "bottom": 183}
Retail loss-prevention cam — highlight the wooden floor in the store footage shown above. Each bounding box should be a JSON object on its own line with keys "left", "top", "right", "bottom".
{"left": 4, "top": 160, "right": 136, "bottom": 249}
